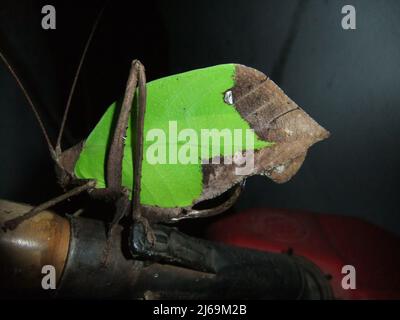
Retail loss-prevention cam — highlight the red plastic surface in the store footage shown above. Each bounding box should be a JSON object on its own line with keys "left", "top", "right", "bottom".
{"left": 206, "top": 208, "right": 400, "bottom": 299}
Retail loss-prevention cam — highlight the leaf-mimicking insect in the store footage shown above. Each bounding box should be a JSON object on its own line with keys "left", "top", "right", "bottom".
{"left": 0, "top": 7, "right": 329, "bottom": 247}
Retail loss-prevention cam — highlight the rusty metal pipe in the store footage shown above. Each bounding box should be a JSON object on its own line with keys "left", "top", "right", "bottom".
{"left": 131, "top": 223, "right": 333, "bottom": 299}
{"left": 0, "top": 200, "right": 222, "bottom": 299}
{"left": 0, "top": 199, "right": 332, "bottom": 299}
{"left": 0, "top": 200, "right": 70, "bottom": 298}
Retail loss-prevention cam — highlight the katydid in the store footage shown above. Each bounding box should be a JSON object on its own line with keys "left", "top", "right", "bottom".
{"left": 0, "top": 7, "right": 329, "bottom": 248}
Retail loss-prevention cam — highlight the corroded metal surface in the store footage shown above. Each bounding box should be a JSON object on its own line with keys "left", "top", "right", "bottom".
{"left": 0, "top": 199, "right": 332, "bottom": 299}
{"left": 0, "top": 200, "right": 70, "bottom": 297}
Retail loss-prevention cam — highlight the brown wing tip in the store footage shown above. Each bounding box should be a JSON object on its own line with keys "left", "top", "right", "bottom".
{"left": 232, "top": 64, "right": 330, "bottom": 183}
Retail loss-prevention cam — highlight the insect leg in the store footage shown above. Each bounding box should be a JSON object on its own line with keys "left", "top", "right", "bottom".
{"left": 101, "top": 191, "right": 131, "bottom": 265}
{"left": 107, "top": 190, "right": 131, "bottom": 237}
{"left": 1, "top": 180, "right": 96, "bottom": 231}
{"left": 105, "top": 60, "right": 149, "bottom": 229}
{"left": 105, "top": 60, "right": 153, "bottom": 246}
{"left": 106, "top": 60, "right": 142, "bottom": 192}
{"left": 131, "top": 61, "right": 146, "bottom": 222}
{"left": 128, "top": 62, "right": 156, "bottom": 244}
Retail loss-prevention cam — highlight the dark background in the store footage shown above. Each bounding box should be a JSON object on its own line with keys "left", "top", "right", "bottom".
{"left": 0, "top": 0, "right": 399, "bottom": 234}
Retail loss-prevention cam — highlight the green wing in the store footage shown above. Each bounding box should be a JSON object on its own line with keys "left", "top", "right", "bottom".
{"left": 74, "top": 64, "right": 272, "bottom": 207}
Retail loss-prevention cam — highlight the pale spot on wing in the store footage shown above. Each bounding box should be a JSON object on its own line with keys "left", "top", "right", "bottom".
{"left": 224, "top": 90, "right": 234, "bottom": 105}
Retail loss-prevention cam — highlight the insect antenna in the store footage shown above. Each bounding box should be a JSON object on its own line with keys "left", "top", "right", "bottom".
{"left": 55, "top": 4, "right": 106, "bottom": 155}
{"left": 0, "top": 50, "right": 56, "bottom": 158}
